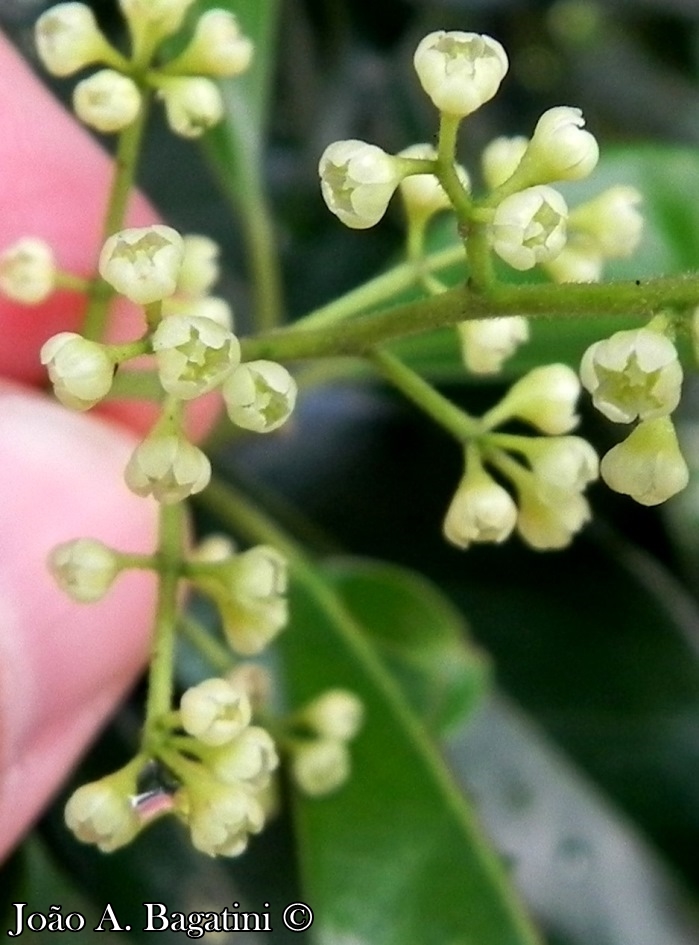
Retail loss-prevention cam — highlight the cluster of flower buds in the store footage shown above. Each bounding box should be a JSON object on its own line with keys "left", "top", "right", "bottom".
{"left": 186, "top": 538, "right": 289, "bottom": 655}
{"left": 170, "top": 677, "right": 278, "bottom": 857}
{"left": 443, "top": 366, "right": 599, "bottom": 551}
{"left": 287, "top": 689, "right": 365, "bottom": 797}
{"left": 34, "top": 1, "right": 253, "bottom": 138}
{"left": 580, "top": 325, "right": 688, "bottom": 505}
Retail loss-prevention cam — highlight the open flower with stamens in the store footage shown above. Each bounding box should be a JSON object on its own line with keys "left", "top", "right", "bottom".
{"left": 580, "top": 328, "right": 682, "bottom": 423}
{"left": 491, "top": 185, "right": 568, "bottom": 270}
{"left": 223, "top": 361, "right": 297, "bottom": 433}
{"left": 413, "top": 30, "right": 508, "bottom": 118}
{"left": 99, "top": 225, "right": 184, "bottom": 305}
{"left": 600, "top": 417, "right": 689, "bottom": 505}
{"left": 152, "top": 314, "right": 240, "bottom": 400}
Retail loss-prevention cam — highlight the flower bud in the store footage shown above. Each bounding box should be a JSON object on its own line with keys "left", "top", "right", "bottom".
{"left": 223, "top": 360, "right": 297, "bottom": 433}
{"left": 157, "top": 77, "right": 224, "bottom": 138}
{"left": 180, "top": 677, "right": 252, "bottom": 746}
{"left": 0, "top": 237, "right": 55, "bottom": 304}
{"left": 544, "top": 238, "right": 603, "bottom": 284}
{"left": 516, "top": 479, "right": 591, "bottom": 550}
{"left": 64, "top": 775, "right": 140, "bottom": 853}
{"left": 73, "top": 70, "right": 142, "bottom": 134}
{"left": 124, "top": 433, "right": 211, "bottom": 503}
{"left": 580, "top": 328, "right": 682, "bottom": 424}
{"left": 226, "top": 663, "right": 272, "bottom": 712}
{"left": 119, "top": 0, "right": 196, "bottom": 40}
{"left": 397, "top": 144, "right": 469, "bottom": 222}
{"left": 167, "top": 10, "right": 254, "bottom": 77}
{"left": 40, "top": 332, "right": 114, "bottom": 410}
{"left": 569, "top": 186, "right": 643, "bottom": 258}
{"left": 99, "top": 225, "right": 184, "bottom": 305}
{"left": 483, "top": 364, "right": 581, "bottom": 434}
{"left": 600, "top": 417, "right": 689, "bottom": 506}
{"left": 443, "top": 458, "right": 518, "bottom": 549}
{"left": 152, "top": 314, "right": 240, "bottom": 400}
{"left": 458, "top": 316, "right": 529, "bottom": 375}
{"left": 413, "top": 30, "right": 508, "bottom": 119}
{"left": 491, "top": 185, "right": 568, "bottom": 271}
{"left": 190, "top": 534, "right": 236, "bottom": 563}
{"left": 182, "top": 779, "right": 264, "bottom": 857}
{"left": 301, "top": 690, "right": 365, "bottom": 741}
{"left": 35, "top": 2, "right": 116, "bottom": 77}
{"left": 210, "top": 726, "right": 279, "bottom": 789}
{"left": 177, "top": 235, "right": 220, "bottom": 297}
{"left": 481, "top": 135, "right": 528, "bottom": 190}
{"left": 291, "top": 739, "right": 351, "bottom": 797}
{"left": 523, "top": 436, "right": 599, "bottom": 491}
{"left": 163, "top": 295, "right": 234, "bottom": 329}
{"left": 49, "top": 537, "right": 120, "bottom": 603}
{"left": 319, "top": 140, "right": 402, "bottom": 229}
{"left": 519, "top": 106, "right": 599, "bottom": 184}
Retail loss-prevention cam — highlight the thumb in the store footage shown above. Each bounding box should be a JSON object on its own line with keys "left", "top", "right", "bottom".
{"left": 0, "top": 382, "right": 158, "bottom": 859}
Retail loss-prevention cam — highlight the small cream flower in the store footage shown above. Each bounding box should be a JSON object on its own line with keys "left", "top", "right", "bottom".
{"left": 210, "top": 726, "right": 279, "bottom": 789}
{"left": 319, "top": 140, "right": 402, "bottom": 229}
{"left": 124, "top": 433, "right": 211, "bottom": 503}
{"left": 177, "top": 235, "right": 220, "bottom": 296}
{"left": 481, "top": 135, "right": 528, "bottom": 190}
{"left": 491, "top": 185, "right": 568, "bottom": 270}
{"left": 544, "top": 238, "right": 604, "bottom": 284}
{"left": 119, "top": 0, "right": 196, "bottom": 40}
{"left": 65, "top": 777, "right": 140, "bottom": 853}
{"left": 600, "top": 417, "right": 689, "bottom": 506}
{"left": 0, "top": 237, "right": 55, "bottom": 304}
{"left": 99, "top": 225, "right": 185, "bottom": 305}
{"left": 458, "top": 316, "right": 529, "bottom": 375}
{"left": 35, "top": 2, "right": 117, "bottom": 77}
{"left": 152, "top": 314, "right": 240, "bottom": 399}
{"left": 443, "top": 457, "right": 518, "bottom": 549}
{"left": 518, "top": 106, "right": 599, "bottom": 184}
{"left": 49, "top": 538, "right": 120, "bottom": 603}
{"left": 166, "top": 10, "right": 253, "bottom": 77}
{"left": 180, "top": 678, "right": 252, "bottom": 747}
{"left": 73, "top": 70, "right": 141, "bottom": 134}
{"left": 569, "top": 186, "right": 643, "bottom": 258}
{"left": 183, "top": 780, "right": 264, "bottom": 857}
{"left": 156, "top": 77, "right": 224, "bottom": 138}
{"left": 40, "top": 332, "right": 114, "bottom": 411}
{"left": 516, "top": 478, "right": 591, "bottom": 550}
{"left": 522, "top": 436, "right": 599, "bottom": 491}
{"left": 580, "top": 328, "right": 682, "bottom": 424}
{"left": 223, "top": 360, "right": 297, "bottom": 433}
{"left": 291, "top": 739, "right": 351, "bottom": 797}
{"left": 301, "top": 690, "right": 365, "bottom": 742}
{"left": 413, "top": 30, "right": 508, "bottom": 118}
{"left": 483, "top": 364, "right": 581, "bottom": 434}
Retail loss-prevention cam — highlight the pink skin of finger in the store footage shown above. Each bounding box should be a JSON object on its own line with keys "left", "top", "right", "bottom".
{"left": 0, "top": 383, "right": 159, "bottom": 860}
{"left": 0, "top": 36, "right": 219, "bottom": 858}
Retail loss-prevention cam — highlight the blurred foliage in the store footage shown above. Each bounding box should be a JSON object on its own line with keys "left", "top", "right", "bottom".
{"left": 5, "top": 0, "right": 699, "bottom": 943}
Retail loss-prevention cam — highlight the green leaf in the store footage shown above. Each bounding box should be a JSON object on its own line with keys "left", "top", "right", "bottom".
{"left": 449, "top": 696, "right": 699, "bottom": 945}
{"left": 282, "top": 568, "right": 542, "bottom": 945}
{"left": 326, "top": 557, "right": 490, "bottom": 733}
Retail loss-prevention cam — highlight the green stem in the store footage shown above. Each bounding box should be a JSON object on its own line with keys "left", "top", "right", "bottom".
{"left": 82, "top": 97, "right": 152, "bottom": 342}
{"left": 179, "top": 613, "right": 233, "bottom": 675}
{"left": 143, "top": 502, "right": 185, "bottom": 746}
{"left": 436, "top": 114, "right": 472, "bottom": 226}
{"left": 370, "top": 348, "right": 480, "bottom": 441}
{"left": 241, "top": 273, "right": 699, "bottom": 363}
